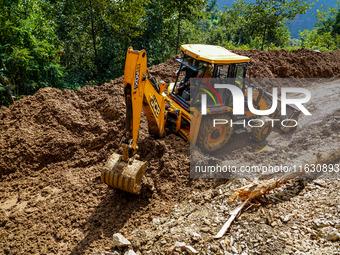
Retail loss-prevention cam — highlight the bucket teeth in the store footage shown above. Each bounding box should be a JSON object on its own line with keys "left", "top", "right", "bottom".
{"left": 101, "top": 153, "right": 147, "bottom": 194}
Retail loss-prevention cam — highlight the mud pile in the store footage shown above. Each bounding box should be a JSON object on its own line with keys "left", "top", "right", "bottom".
{"left": 0, "top": 57, "right": 190, "bottom": 254}
{"left": 0, "top": 81, "right": 124, "bottom": 176}
{"left": 232, "top": 48, "right": 340, "bottom": 78}
{"left": 148, "top": 55, "right": 180, "bottom": 83}
{"left": 0, "top": 49, "right": 339, "bottom": 254}
{"left": 2, "top": 48, "right": 339, "bottom": 175}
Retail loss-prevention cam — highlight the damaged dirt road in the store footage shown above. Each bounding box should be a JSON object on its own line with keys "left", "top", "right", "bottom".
{"left": 0, "top": 49, "right": 339, "bottom": 255}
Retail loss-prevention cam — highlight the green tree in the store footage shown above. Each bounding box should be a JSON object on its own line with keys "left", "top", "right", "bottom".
{"left": 214, "top": 3, "right": 249, "bottom": 46}
{"left": 334, "top": 10, "right": 340, "bottom": 35}
{"left": 233, "top": 0, "right": 313, "bottom": 50}
{"left": 132, "top": 0, "right": 176, "bottom": 64}
{"left": 50, "top": 0, "right": 146, "bottom": 85}
{"left": 180, "top": 0, "right": 222, "bottom": 46}
{"left": 313, "top": 2, "right": 340, "bottom": 34}
{"left": 299, "top": 1, "right": 340, "bottom": 50}
{"left": 0, "top": 0, "right": 64, "bottom": 106}
{"left": 162, "top": 0, "right": 207, "bottom": 53}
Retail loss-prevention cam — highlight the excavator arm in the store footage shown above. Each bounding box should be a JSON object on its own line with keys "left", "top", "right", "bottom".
{"left": 101, "top": 47, "right": 166, "bottom": 194}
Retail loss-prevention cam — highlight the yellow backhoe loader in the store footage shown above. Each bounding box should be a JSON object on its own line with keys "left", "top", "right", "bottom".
{"left": 101, "top": 44, "right": 300, "bottom": 194}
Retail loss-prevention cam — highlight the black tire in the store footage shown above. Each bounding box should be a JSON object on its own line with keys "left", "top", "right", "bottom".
{"left": 197, "top": 114, "right": 233, "bottom": 152}
{"left": 250, "top": 116, "right": 273, "bottom": 142}
{"left": 278, "top": 118, "right": 298, "bottom": 133}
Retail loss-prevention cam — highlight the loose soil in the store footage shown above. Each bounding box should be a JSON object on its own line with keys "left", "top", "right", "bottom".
{"left": 0, "top": 49, "right": 339, "bottom": 255}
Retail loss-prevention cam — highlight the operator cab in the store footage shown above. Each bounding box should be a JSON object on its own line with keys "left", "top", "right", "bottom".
{"left": 170, "top": 45, "right": 249, "bottom": 111}
{"left": 172, "top": 56, "right": 202, "bottom": 105}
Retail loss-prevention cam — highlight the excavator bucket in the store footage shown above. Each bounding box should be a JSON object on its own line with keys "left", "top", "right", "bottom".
{"left": 101, "top": 153, "right": 147, "bottom": 194}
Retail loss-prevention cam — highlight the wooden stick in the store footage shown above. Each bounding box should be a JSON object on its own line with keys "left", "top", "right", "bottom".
{"left": 214, "top": 142, "right": 340, "bottom": 239}
{"left": 214, "top": 198, "right": 250, "bottom": 239}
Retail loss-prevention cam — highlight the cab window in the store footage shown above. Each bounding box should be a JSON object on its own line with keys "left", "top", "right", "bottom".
{"left": 217, "top": 65, "right": 230, "bottom": 78}
{"left": 235, "top": 66, "right": 245, "bottom": 87}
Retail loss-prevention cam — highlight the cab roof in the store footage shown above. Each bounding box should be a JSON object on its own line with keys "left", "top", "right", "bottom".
{"left": 180, "top": 44, "right": 250, "bottom": 64}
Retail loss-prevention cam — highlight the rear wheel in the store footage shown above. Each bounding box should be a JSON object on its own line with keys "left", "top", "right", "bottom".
{"left": 197, "top": 114, "right": 233, "bottom": 152}
{"left": 250, "top": 116, "right": 273, "bottom": 142}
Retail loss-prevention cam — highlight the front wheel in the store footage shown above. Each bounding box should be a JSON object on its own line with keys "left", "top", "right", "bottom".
{"left": 197, "top": 114, "right": 233, "bottom": 152}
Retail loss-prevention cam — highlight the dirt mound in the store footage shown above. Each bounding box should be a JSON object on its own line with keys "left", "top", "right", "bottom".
{"left": 0, "top": 83, "right": 123, "bottom": 176}
{"left": 232, "top": 48, "right": 340, "bottom": 78}
{"left": 0, "top": 60, "right": 191, "bottom": 254}
{"left": 0, "top": 48, "right": 339, "bottom": 254}
{"left": 148, "top": 55, "right": 180, "bottom": 84}
{"left": 0, "top": 54, "right": 182, "bottom": 177}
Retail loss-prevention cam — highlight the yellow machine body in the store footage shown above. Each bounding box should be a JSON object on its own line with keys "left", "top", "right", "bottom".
{"left": 101, "top": 47, "right": 166, "bottom": 194}
{"left": 101, "top": 45, "right": 277, "bottom": 194}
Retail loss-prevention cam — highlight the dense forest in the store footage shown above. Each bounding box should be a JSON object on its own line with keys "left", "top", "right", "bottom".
{"left": 1, "top": 0, "right": 340, "bottom": 106}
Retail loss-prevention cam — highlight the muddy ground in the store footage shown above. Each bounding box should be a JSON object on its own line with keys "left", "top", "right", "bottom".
{"left": 0, "top": 49, "right": 339, "bottom": 255}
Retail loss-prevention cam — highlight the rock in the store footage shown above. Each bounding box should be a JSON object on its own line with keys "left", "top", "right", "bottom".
{"left": 285, "top": 232, "right": 292, "bottom": 239}
{"left": 191, "top": 232, "right": 201, "bottom": 241}
{"left": 313, "top": 179, "right": 326, "bottom": 187}
{"left": 313, "top": 219, "right": 330, "bottom": 228}
{"left": 174, "top": 241, "right": 186, "bottom": 248}
{"left": 318, "top": 227, "right": 340, "bottom": 241}
{"left": 152, "top": 218, "right": 161, "bottom": 225}
{"left": 267, "top": 211, "right": 274, "bottom": 225}
{"left": 185, "top": 245, "right": 199, "bottom": 254}
{"left": 219, "top": 240, "right": 227, "bottom": 251}
{"left": 201, "top": 227, "right": 211, "bottom": 233}
{"left": 124, "top": 250, "right": 137, "bottom": 255}
{"left": 278, "top": 232, "right": 287, "bottom": 239}
{"left": 170, "top": 228, "right": 177, "bottom": 234}
{"left": 94, "top": 252, "right": 119, "bottom": 255}
{"left": 282, "top": 214, "right": 292, "bottom": 223}
{"left": 270, "top": 220, "right": 279, "bottom": 227}
{"left": 203, "top": 219, "right": 211, "bottom": 225}
{"left": 303, "top": 226, "right": 317, "bottom": 237}
{"left": 172, "top": 241, "right": 198, "bottom": 255}
{"left": 295, "top": 243, "right": 306, "bottom": 252}
{"left": 229, "top": 236, "right": 234, "bottom": 246}
{"left": 210, "top": 245, "right": 219, "bottom": 252}
{"left": 231, "top": 246, "right": 238, "bottom": 254}
{"left": 112, "top": 233, "right": 131, "bottom": 247}
{"left": 325, "top": 232, "right": 340, "bottom": 241}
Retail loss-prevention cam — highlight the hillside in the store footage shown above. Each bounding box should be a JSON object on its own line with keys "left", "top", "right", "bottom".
{"left": 217, "top": 0, "right": 338, "bottom": 38}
